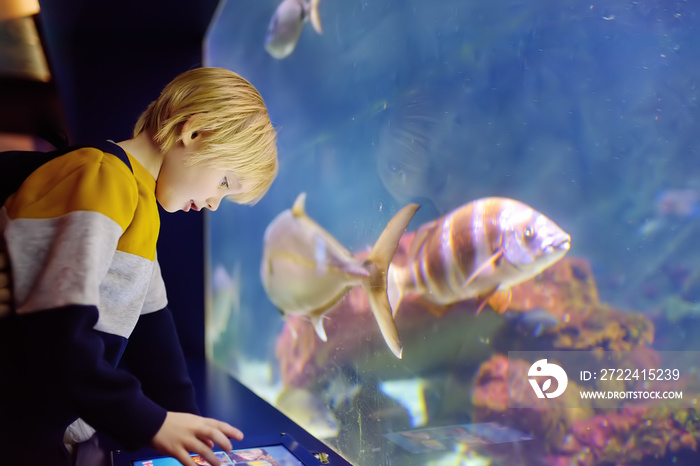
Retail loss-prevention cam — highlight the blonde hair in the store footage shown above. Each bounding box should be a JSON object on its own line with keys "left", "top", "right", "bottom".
{"left": 134, "top": 67, "right": 278, "bottom": 205}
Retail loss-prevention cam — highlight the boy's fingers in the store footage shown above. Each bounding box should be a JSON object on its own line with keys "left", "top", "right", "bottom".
{"left": 218, "top": 422, "right": 243, "bottom": 441}
{"left": 203, "top": 427, "right": 232, "bottom": 453}
{"left": 0, "top": 271, "right": 9, "bottom": 287}
{"left": 189, "top": 439, "right": 221, "bottom": 466}
{"left": 0, "top": 288, "right": 10, "bottom": 303}
{"left": 174, "top": 448, "right": 197, "bottom": 466}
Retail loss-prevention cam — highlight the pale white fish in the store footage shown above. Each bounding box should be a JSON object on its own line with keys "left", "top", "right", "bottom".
{"left": 261, "top": 192, "right": 419, "bottom": 358}
{"left": 265, "top": 0, "right": 323, "bottom": 59}
{"left": 206, "top": 263, "right": 241, "bottom": 352}
{"left": 323, "top": 373, "right": 361, "bottom": 410}
{"left": 276, "top": 387, "right": 340, "bottom": 439}
{"left": 233, "top": 358, "right": 283, "bottom": 404}
{"left": 379, "top": 378, "right": 429, "bottom": 428}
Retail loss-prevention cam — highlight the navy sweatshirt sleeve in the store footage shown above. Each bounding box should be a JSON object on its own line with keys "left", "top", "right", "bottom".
{"left": 120, "top": 307, "right": 201, "bottom": 415}
{"left": 14, "top": 305, "right": 168, "bottom": 450}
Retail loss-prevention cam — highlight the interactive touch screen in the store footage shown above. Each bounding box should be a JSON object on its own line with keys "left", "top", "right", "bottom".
{"left": 131, "top": 444, "right": 305, "bottom": 466}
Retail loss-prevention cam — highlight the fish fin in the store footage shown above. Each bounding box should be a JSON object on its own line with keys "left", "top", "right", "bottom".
{"left": 365, "top": 283, "right": 402, "bottom": 359}
{"left": 487, "top": 288, "right": 511, "bottom": 314}
{"left": 463, "top": 249, "right": 504, "bottom": 289}
{"left": 367, "top": 203, "right": 419, "bottom": 334}
{"left": 311, "top": 314, "right": 328, "bottom": 342}
{"left": 308, "top": 0, "right": 323, "bottom": 34}
{"left": 474, "top": 285, "right": 499, "bottom": 315}
{"left": 367, "top": 203, "right": 420, "bottom": 273}
{"left": 362, "top": 204, "right": 419, "bottom": 358}
{"left": 292, "top": 192, "right": 307, "bottom": 217}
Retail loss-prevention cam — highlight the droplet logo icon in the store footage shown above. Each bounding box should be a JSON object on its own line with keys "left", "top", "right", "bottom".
{"left": 528, "top": 359, "right": 568, "bottom": 399}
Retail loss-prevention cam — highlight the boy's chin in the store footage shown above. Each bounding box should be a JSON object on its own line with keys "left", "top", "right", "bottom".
{"left": 156, "top": 200, "right": 179, "bottom": 213}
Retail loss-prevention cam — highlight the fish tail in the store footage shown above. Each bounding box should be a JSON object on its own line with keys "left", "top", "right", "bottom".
{"left": 308, "top": 0, "right": 323, "bottom": 34}
{"left": 368, "top": 203, "right": 420, "bottom": 275}
{"left": 364, "top": 286, "right": 402, "bottom": 358}
{"left": 365, "top": 203, "right": 420, "bottom": 359}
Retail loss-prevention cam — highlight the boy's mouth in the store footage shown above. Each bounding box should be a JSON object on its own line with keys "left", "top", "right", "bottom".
{"left": 184, "top": 200, "right": 199, "bottom": 212}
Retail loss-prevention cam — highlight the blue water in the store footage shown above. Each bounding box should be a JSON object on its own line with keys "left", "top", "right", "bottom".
{"left": 206, "top": 0, "right": 700, "bottom": 464}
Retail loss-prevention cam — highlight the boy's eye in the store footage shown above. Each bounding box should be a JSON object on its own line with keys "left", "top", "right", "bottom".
{"left": 220, "top": 177, "right": 229, "bottom": 188}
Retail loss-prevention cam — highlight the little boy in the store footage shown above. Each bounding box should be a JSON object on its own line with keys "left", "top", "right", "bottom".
{"left": 0, "top": 67, "right": 278, "bottom": 466}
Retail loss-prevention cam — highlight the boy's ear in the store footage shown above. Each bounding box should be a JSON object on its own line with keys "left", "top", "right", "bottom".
{"left": 181, "top": 114, "right": 204, "bottom": 147}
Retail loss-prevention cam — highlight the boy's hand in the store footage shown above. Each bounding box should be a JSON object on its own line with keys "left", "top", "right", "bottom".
{"left": 151, "top": 412, "right": 244, "bottom": 466}
{"left": 0, "top": 243, "right": 11, "bottom": 317}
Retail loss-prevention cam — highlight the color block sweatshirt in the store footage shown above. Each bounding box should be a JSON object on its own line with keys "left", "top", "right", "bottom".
{"left": 0, "top": 142, "right": 199, "bottom": 460}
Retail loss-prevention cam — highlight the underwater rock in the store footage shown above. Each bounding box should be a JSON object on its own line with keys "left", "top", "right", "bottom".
{"left": 551, "top": 302, "right": 654, "bottom": 353}
{"left": 506, "top": 256, "right": 655, "bottom": 352}
{"left": 508, "top": 255, "right": 600, "bottom": 313}
{"left": 471, "top": 354, "right": 700, "bottom": 465}
{"left": 544, "top": 405, "right": 700, "bottom": 465}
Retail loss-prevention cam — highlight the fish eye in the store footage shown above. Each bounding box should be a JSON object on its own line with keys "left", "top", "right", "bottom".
{"left": 523, "top": 226, "right": 534, "bottom": 240}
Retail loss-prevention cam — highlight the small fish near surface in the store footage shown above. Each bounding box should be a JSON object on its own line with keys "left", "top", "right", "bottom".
{"left": 388, "top": 197, "right": 570, "bottom": 316}
{"left": 265, "top": 0, "right": 323, "bottom": 59}
{"left": 260, "top": 192, "right": 419, "bottom": 358}
{"left": 504, "top": 308, "right": 560, "bottom": 338}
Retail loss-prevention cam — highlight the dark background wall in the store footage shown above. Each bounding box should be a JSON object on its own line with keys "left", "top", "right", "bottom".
{"left": 37, "top": 0, "right": 221, "bottom": 359}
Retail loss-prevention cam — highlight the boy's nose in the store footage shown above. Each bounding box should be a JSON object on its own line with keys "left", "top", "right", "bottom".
{"left": 207, "top": 196, "right": 222, "bottom": 211}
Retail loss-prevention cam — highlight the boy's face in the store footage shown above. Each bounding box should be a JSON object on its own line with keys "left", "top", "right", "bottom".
{"left": 156, "top": 144, "right": 245, "bottom": 213}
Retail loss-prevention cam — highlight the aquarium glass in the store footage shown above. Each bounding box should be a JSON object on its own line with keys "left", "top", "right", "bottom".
{"left": 205, "top": 0, "right": 700, "bottom": 464}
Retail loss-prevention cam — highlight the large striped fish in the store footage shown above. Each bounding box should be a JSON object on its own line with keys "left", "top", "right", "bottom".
{"left": 387, "top": 197, "right": 570, "bottom": 316}
{"left": 261, "top": 193, "right": 419, "bottom": 358}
